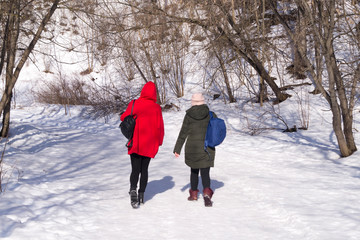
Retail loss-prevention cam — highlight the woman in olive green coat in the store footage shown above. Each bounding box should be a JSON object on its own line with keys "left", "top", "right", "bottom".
{"left": 174, "top": 93, "right": 216, "bottom": 207}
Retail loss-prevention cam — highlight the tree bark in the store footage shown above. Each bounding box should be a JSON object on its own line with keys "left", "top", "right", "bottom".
{"left": 272, "top": 0, "right": 357, "bottom": 157}
{"left": 310, "top": 0, "right": 323, "bottom": 94}
{"left": 1, "top": 0, "right": 19, "bottom": 137}
{"left": 293, "top": 5, "right": 308, "bottom": 79}
{"left": 218, "top": 12, "right": 290, "bottom": 103}
{"left": 0, "top": 95, "right": 11, "bottom": 137}
{"left": 0, "top": 0, "right": 60, "bottom": 132}
{"left": 145, "top": 2, "right": 290, "bottom": 103}
{"left": 321, "top": 1, "right": 356, "bottom": 156}
{"left": 223, "top": 33, "right": 290, "bottom": 103}
{"left": 0, "top": 9, "right": 10, "bottom": 77}
{"left": 215, "top": 52, "right": 236, "bottom": 103}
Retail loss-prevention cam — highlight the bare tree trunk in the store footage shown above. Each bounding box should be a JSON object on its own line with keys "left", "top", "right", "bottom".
{"left": 215, "top": 52, "right": 236, "bottom": 103}
{"left": 293, "top": 5, "right": 308, "bottom": 79}
{"left": 0, "top": 0, "right": 60, "bottom": 128}
{"left": 0, "top": 12, "right": 9, "bottom": 76}
{"left": 220, "top": 2, "right": 290, "bottom": 103}
{"left": 1, "top": 0, "right": 19, "bottom": 137}
{"left": 217, "top": 10, "right": 290, "bottom": 103}
{"left": 310, "top": 0, "right": 323, "bottom": 94}
{"left": 0, "top": 94, "right": 11, "bottom": 137}
{"left": 141, "top": 44, "right": 162, "bottom": 104}
{"left": 327, "top": 48, "right": 357, "bottom": 153}
{"left": 259, "top": 77, "right": 268, "bottom": 106}
{"left": 223, "top": 33, "right": 290, "bottom": 103}
{"left": 272, "top": 0, "right": 357, "bottom": 157}
{"left": 143, "top": 2, "right": 290, "bottom": 103}
{"left": 321, "top": 1, "right": 356, "bottom": 156}
{"left": 257, "top": 0, "right": 269, "bottom": 105}
{"left": 130, "top": 54, "right": 149, "bottom": 84}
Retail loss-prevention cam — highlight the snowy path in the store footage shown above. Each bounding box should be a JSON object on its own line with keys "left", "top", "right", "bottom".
{"left": 1, "top": 106, "right": 360, "bottom": 240}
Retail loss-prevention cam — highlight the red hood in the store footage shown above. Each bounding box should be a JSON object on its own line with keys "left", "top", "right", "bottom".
{"left": 140, "top": 82, "right": 157, "bottom": 102}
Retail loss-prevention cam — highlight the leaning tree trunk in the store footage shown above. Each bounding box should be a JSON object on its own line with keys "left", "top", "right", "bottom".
{"left": 244, "top": 46, "right": 290, "bottom": 103}
{"left": 223, "top": 8, "right": 290, "bottom": 103}
{"left": 271, "top": 0, "right": 357, "bottom": 157}
{"left": 218, "top": 22, "right": 290, "bottom": 103}
{"left": 1, "top": 0, "right": 19, "bottom": 137}
{"left": 327, "top": 47, "right": 357, "bottom": 155}
{"left": 0, "top": 0, "right": 60, "bottom": 122}
{"left": 326, "top": 60, "right": 352, "bottom": 157}
{"left": 216, "top": 52, "right": 236, "bottom": 103}
{"left": 321, "top": 1, "right": 357, "bottom": 156}
{"left": 224, "top": 34, "right": 290, "bottom": 103}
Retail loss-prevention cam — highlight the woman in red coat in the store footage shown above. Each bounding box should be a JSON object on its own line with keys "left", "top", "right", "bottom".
{"left": 120, "top": 82, "right": 164, "bottom": 208}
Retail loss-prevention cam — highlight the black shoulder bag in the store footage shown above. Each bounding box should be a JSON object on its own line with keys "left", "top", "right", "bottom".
{"left": 120, "top": 100, "right": 137, "bottom": 148}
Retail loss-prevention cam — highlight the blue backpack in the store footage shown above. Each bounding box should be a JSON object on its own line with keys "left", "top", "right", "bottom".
{"left": 204, "top": 111, "right": 226, "bottom": 151}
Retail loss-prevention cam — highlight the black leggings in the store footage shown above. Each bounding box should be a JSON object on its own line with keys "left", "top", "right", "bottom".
{"left": 130, "top": 153, "right": 151, "bottom": 193}
{"left": 190, "top": 167, "right": 210, "bottom": 191}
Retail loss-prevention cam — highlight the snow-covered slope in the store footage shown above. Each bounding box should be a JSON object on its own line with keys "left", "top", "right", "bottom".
{"left": 0, "top": 97, "right": 359, "bottom": 239}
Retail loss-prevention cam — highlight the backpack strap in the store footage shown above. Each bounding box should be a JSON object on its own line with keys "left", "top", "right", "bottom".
{"left": 126, "top": 138, "right": 133, "bottom": 148}
{"left": 204, "top": 111, "right": 213, "bottom": 159}
{"left": 130, "top": 100, "right": 135, "bottom": 116}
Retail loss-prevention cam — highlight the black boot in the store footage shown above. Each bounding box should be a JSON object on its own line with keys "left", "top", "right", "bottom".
{"left": 129, "top": 189, "right": 139, "bottom": 208}
{"left": 138, "top": 192, "right": 144, "bottom": 205}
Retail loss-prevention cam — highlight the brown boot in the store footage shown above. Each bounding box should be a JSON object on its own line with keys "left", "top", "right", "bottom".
{"left": 203, "top": 188, "right": 213, "bottom": 207}
{"left": 188, "top": 189, "right": 199, "bottom": 201}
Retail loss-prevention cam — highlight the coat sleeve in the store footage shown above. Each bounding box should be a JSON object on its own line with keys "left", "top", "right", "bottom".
{"left": 173, "top": 115, "right": 190, "bottom": 154}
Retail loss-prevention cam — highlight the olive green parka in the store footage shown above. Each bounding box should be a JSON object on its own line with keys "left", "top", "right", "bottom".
{"left": 173, "top": 104, "right": 216, "bottom": 169}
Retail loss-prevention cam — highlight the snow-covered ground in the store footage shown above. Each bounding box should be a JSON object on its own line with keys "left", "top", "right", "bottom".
{"left": 1, "top": 3, "right": 359, "bottom": 239}
{"left": 1, "top": 91, "right": 360, "bottom": 239}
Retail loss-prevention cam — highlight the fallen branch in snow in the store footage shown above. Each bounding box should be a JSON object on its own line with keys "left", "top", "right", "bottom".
{"left": 279, "top": 82, "right": 312, "bottom": 91}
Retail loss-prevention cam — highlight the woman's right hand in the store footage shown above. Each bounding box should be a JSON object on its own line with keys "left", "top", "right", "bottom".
{"left": 174, "top": 152, "right": 180, "bottom": 158}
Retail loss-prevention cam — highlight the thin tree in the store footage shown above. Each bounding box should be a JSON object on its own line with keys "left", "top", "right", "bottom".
{"left": 0, "top": 0, "right": 60, "bottom": 137}
{"left": 121, "top": 0, "right": 291, "bottom": 103}
{"left": 271, "top": 0, "right": 358, "bottom": 157}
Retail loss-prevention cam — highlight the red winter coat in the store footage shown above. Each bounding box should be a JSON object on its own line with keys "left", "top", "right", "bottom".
{"left": 120, "top": 82, "right": 164, "bottom": 158}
